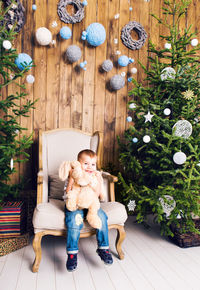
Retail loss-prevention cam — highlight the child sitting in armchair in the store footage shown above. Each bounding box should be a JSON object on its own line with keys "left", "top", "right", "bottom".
{"left": 61, "top": 149, "right": 113, "bottom": 272}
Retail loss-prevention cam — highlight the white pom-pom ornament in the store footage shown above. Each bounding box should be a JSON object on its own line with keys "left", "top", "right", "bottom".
{"left": 164, "top": 43, "right": 171, "bottom": 49}
{"left": 131, "top": 67, "right": 137, "bottom": 74}
{"left": 173, "top": 151, "right": 186, "bottom": 165}
{"left": 164, "top": 108, "right": 171, "bottom": 116}
{"left": 3, "top": 40, "right": 12, "bottom": 50}
{"left": 191, "top": 39, "right": 198, "bottom": 47}
{"left": 127, "top": 116, "right": 132, "bottom": 122}
{"left": 143, "top": 135, "right": 151, "bottom": 143}
{"left": 36, "top": 27, "right": 53, "bottom": 46}
{"left": 26, "top": 75, "right": 35, "bottom": 84}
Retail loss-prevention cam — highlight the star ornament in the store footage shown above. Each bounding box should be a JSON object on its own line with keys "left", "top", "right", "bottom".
{"left": 127, "top": 200, "right": 136, "bottom": 211}
{"left": 144, "top": 111, "right": 154, "bottom": 123}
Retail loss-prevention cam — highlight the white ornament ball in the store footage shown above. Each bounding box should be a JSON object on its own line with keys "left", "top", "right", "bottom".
{"left": 10, "top": 158, "right": 14, "bottom": 170}
{"left": 132, "top": 137, "right": 138, "bottom": 143}
{"left": 164, "top": 108, "right": 171, "bottom": 116}
{"left": 161, "top": 67, "right": 176, "bottom": 81}
{"left": 143, "top": 135, "right": 151, "bottom": 143}
{"left": 129, "top": 103, "right": 136, "bottom": 109}
{"left": 26, "top": 75, "right": 35, "bottom": 84}
{"left": 35, "top": 27, "right": 52, "bottom": 46}
{"left": 191, "top": 38, "right": 198, "bottom": 47}
{"left": 3, "top": 40, "right": 12, "bottom": 50}
{"left": 164, "top": 43, "right": 171, "bottom": 49}
{"left": 173, "top": 152, "right": 186, "bottom": 165}
{"left": 131, "top": 67, "right": 137, "bottom": 74}
{"left": 126, "top": 116, "right": 132, "bottom": 122}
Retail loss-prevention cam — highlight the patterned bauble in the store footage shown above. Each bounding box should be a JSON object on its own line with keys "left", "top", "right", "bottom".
{"left": 65, "top": 45, "right": 82, "bottom": 63}
{"left": 110, "top": 75, "right": 125, "bottom": 90}
{"left": 81, "top": 23, "right": 106, "bottom": 47}
{"left": 172, "top": 120, "right": 192, "bottom": 139}
{"left": 160, "top": 67, "right": 176, "bottom": 81}
{"left": 159, "top": 195, "right": 176, "bottom": 217}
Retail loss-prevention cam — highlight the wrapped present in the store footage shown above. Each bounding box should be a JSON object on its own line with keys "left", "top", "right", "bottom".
{"left": 0, "top": 201, "right": 26, "bottom": 237}
{"left": 0, "top": 233, "right": 29, "bottom": 256}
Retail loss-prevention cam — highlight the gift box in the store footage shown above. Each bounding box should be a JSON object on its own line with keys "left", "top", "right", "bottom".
{"left": 0, "top": 201, "right": 26, "bottom": 238}
{"left": 0, "top": 233, "right": 29, "bottom": 256}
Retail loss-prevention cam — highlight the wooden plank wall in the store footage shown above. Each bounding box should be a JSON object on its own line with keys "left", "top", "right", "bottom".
{"left": 2, "top": 0, "right": 200, "bottom": 187}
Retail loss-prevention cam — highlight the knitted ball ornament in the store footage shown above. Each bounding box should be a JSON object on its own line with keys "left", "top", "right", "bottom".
{"left": 59, "top": 26, "right": 72, "bottom": 39}
{"left": 101, "top": 60, "right": 113, "bottom": 72}
{"left": 110, "top": 75, "right": 125, "bottom": 90}
{"left": 81, "top": 23, "right": 106, "bottom": 47}
{"left": 57, "top": 0, "right": 86, "bottom": 24}
{"left": 121, "top": 21, "right": 147, "bottom": 50}
{"left": 35, "top": 27, "right": 53, "bottom": 46}
{"left": 118, "top": 55, "right": 134, "bottom": 67}
{"left": 15, "top": 53, "right": 32, "bottom": 71}
{"left": 66, "top": 45, "right": 82, "bottom": 63}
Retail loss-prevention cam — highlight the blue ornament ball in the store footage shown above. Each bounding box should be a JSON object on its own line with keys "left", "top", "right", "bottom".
{"left": 60, "top": 26, "right": 72, "bottom": 40}
{"left": 32, "top": 4, "right": 37, "bottom": 10}
{"left": 118, "top": 55, "right": 134, "bottom": 67}
{"left": 126, "top": 116, "right": 132, "bottom": 122}
{"left": 81, "top": 23, "right": 106, "bottom": 47}
{"left": 132, "top": 137, "right": 138, "bottom": 143}
{"left": 15, "top": 53, "right": 32, "bottom": 71}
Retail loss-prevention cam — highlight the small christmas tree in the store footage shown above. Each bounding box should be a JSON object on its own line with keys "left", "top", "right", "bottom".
{"left": 0, "top": 1, "right": 35, "bottom": 203}
{"left": 118, "top": 0, "right": 200, "bottom": 236}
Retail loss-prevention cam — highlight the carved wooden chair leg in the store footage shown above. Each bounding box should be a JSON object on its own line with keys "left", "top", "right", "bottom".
{"left": 32, "top": 232, "right": 43, "bottom": 272}
{"left": 115, "top": 225, "right": 126, "bottom": 260}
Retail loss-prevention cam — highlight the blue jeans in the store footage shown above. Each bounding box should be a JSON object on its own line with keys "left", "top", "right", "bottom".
{"left": 65, "top": 206, "right": 109, "bottom": 254}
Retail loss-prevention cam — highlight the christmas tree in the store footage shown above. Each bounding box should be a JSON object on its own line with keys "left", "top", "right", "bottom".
{"left": 0, "top": 1, "right": 35, "bottom": 203}
{"left": 118, "top": 0, "right": 200, "bottom": 236}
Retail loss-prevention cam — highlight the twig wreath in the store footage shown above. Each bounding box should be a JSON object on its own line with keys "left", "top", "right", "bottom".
{"left": 121, "top": 21, "right": 147, "bottom": 50}
{"left": 57, "top": 0, "right": 86, "bottom": 24}
{"left": 1, "top": 0, "right": 25, "bottom": 32}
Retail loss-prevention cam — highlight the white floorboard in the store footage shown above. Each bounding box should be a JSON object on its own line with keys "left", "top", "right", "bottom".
{"left": 1, "top": 216, "right": 200, "bottom": 290}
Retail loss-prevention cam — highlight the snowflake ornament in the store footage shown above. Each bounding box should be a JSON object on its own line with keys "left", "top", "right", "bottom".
{"left": 51, "top": 21, "right": 58, "bottom": 27}
{"left": 127, "top": 200, "right": 136, "bottom": 211}
{"left": 181, "top": 89, "right": 195, "bottom": 100}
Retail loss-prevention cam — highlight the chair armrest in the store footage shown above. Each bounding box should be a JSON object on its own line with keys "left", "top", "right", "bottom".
{"left": 37, "top": 171, "right": 44, "bottom": 205}
{"left": 102, "top": 172, "right": 118, "bottom": 202}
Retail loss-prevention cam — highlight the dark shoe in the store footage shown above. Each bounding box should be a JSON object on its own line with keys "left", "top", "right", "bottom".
{"left": 96, "top": 249, "right": 113, "bottom": 265}
{"left": 66, "top": 254, "right": 77, "bottom": 271}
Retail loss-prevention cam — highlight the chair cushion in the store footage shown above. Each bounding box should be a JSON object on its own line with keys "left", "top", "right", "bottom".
{"left": 48, "top": 175, "right": 65, "bottom": 200}
{"left": 32, "top": 199, "right": 127, "bottom": 233}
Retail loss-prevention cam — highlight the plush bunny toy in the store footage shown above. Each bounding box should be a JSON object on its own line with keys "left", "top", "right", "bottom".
{"left": 59, "top": 161, "right": 105, "bottom": 229}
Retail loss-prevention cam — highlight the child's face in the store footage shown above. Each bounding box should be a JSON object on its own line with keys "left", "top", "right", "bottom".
{"left": 79, "top": 154, "right": 97, "bottom": 174}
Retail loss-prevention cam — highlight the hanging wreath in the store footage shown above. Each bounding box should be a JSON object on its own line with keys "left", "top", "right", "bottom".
{"left": 1, "top": 0, "right": 25, "bottom": 33}
{"left": 121, "top": 21, "right": 147, "bottom": 50}
{"left": 57, "top": 0, "right": 87, "bottom": 24}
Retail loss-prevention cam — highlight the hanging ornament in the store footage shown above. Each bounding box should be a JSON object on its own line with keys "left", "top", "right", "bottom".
{"left": 129, "top": 103, "right": 136, "bottom": 109}
{"left": 35, "top": 27, "right": 53, "bottom": 46}
{"left": 79, "top": 60, "right": 87, "bottom": 70}
{"left": 164, "top": 43, "right": 171, "bottom": 49}
{"left": 173, "top": 151, "right": 187, "bottom": 165}
{"left": 26, "top": 75, "right": 35, "bottom": 83}
{"left": 114, "top": 13, "right": 120, "bottom": 19}
{"left": 132, "top": 137, "right": 138, "bottom": 143}
{"left": 144, "top": 111, "right": 154, "bottom": 123}
{"left": 118, "top": 55, "right": 134, "bottom": 67}
{"left": 121, "top": 72, "right": 126, "bottom": 77}
{"left": 81, "top": 23, "right": 106, "bottom": 47}
{"left": 181, "top": 89, "right": 195, "bottom": 100}
{"left": 163, "top": 108, "right": 171, "bottom": 116}
{"left": 65, "top": 45, "right": 82, "bottom": 63}
{"left": 10, "top": 158, "right": 14, "bottom": 170}
{"left": 110, "top": 75, "right": 125, "bottom": 90}
{"left": 191, "top": 38, "right": 198, "bottom": 47}
{"left": 127, "top": 200, "right": 136, "bottom": 211}
{"left": 57, "top": 0, "right": 87, "bottom": 24}
{"left": 126, "top": 116, "right": 132, "bottom": 122}
{"left": 160, "top": 67, "right": 176, "bottom": 81}
{"left": 172, "top": 120, "right": 192, "bottom": 139}
{"left": 143, "top": 135, "right": 151, "bottom": 143}
{"left": 159, "top": 195, "right": 176, "bottom": 217}
{"left": 3, "top": 40, "right": 12, "bottom": 50}
{"left": 15, "top": 53, "right": 32, "bottom": 71}
{"left": 32, "top": 4, "right": 37, "bottom": 10}
{"left": 131, "top": 67, "right": 137, "bottom": 74}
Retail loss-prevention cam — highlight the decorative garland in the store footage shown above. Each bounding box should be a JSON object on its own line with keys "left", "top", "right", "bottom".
{"left": 57, "top": 0, "right": 86, "bottom": 24}
{"left": 1, "top": 0, "right": 25, "bottom": 33}
{"left": 121, "top": 21, "right": 147, "bottom": 50}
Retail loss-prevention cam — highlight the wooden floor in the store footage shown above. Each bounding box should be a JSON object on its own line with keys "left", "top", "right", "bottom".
{"left": 1, "top": 216, "right": 200, "bottom": 290}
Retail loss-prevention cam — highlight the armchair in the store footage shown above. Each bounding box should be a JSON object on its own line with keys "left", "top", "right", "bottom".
{"left": 32, "top": 128, "right": 127, "bottom": 272}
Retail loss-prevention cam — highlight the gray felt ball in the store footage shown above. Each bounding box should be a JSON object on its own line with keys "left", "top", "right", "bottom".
{"left": 66, "top": 45, "right": 82, "bottom": 63}
{"left": 101, "top": 59, "right": 113, "bottom": 72}
{"left": 110, "top": 74, "right": 125, "bottom": 90}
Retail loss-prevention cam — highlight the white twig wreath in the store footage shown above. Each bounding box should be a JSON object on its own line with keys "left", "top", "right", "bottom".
{"left": 121, "top": 21, "right": 147, "bottom": 50}
{"left": 57, "top": 0, "right": 86, "bottom": 24}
